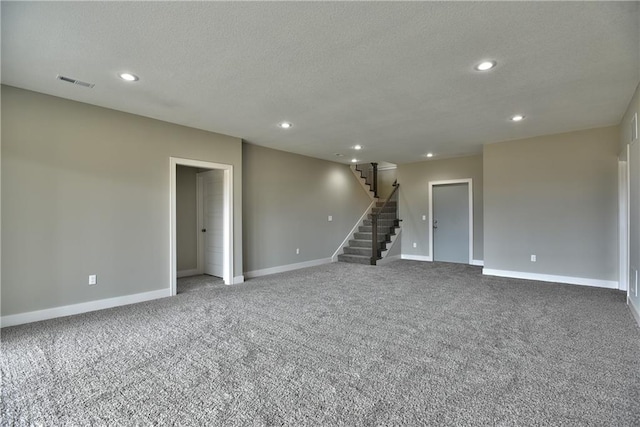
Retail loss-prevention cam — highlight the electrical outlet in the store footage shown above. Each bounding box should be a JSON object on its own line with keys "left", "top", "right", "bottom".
{"left": 328, "top": 215, "right": 332, "bottom": 222}
{"left": 89, "top": 274, "right": 97, "bottom": 285}
{"left": 530, "top": 255, "right": 536, "bottom": 262}
{"left": 296, "top": 248, "right": 300, "bottom": 255}
{"left": 413, "top": 242, "right": 417, "bottom": 248}
{"left": 422, "top": 215, "right": 426, "bottom": 221}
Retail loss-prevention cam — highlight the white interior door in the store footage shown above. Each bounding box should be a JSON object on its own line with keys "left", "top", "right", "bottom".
{"left": 432, "top": 183, "right": 470, "bottom": 263}
{"left": 201, "top": 170, "right": 224, "bottom": 278}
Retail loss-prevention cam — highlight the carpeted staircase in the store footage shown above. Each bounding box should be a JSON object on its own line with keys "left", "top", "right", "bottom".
{"left": 338, "top": 200, "right": 400, "bottom": 264}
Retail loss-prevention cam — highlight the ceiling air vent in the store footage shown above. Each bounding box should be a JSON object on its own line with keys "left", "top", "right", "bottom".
{"left": 56, "top": 75, "right": 95, "bottom": 88}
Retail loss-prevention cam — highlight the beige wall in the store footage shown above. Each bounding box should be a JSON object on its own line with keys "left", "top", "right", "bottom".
{"left": 1, "top": 86, "right": 243, "bottom": 316}
{"left": 243, "top": 143, "right": 371, "bottom": 272}
{"left": 176, "top": 166, "right": 197, "bottom": 271}
{"left": 484, "top": 126, "right": 619, "bottom": 281}
{"left": 377, "top": 168, "right": 397, "bottom": 200}
{"left": 397, "top": 155, "right": 483, "bottom": 260}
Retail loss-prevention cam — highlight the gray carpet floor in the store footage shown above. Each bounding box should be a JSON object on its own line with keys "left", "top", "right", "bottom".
{"left": 1, "top": 261, "right": 639, "bottom": 426}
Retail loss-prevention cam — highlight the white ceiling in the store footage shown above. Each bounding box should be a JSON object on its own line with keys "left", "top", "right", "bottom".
{"left": 2, "top": 2, "right": 639, "bottom": 165}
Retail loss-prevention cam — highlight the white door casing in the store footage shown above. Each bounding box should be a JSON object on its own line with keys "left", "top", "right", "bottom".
{"left": 170, "top": 157, "right": 233, "bottom": 295}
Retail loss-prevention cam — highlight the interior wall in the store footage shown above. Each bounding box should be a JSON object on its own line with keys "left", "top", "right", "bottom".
{"left": 243, "top": 143, "right": 371, "bottom": 273}
{"left": 396, "top": 155, "right": 483, "bottom": 261}
{"left": 1, "top": 85, "right": 243, "bottom": 316}
{"left": 176, "top": 166, "right": 197, "bottom": 272}
{"left": 483, "top": 126, "right": 619, "bottom": 282}
{"left": 377, "top": 168, "right": 397, "bottom": 200}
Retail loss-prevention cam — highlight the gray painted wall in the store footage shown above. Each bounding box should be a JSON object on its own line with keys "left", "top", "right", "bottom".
{"left": 243, "top": 143, "right": 371, "bottom": 272}
{"left": 176, "top": 166, "right": 197, "bottom": 271}
{"left": 1, "top": 86, "right": 243, "bottom": 316}
{"left": 483, "top": 126, "right": 619, "bottom": 281}
{"left": 377, "top": 168, "right": 397, "bottom": 199}
{"left": 396, "top": 155, "right": 483, "bottom": 260}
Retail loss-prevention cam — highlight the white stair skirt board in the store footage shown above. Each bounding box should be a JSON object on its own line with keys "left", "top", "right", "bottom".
{"left": 482, "top": 268, "right": 618, "bottom": 289}
{"left": 350, "top": 165, "right": 377, "bottom": 200}
{"left": 401, "top": 254, "right": 433, "bottom": 262}
{"left": 1, "top": 288, "right": 171, "bottom": 328}
{"left": 377, "top": 228, "right": 402, "bottom": 264}
{"left": 244, "top": 258, "right": 334, "bottom": 279}
{"left": 177, "top": 269, "right": 200, "bottom": 278}
{"left": 331, "top": 200, "right": 377, "bottom": 261}
{"left": 232, "top": 275, "right": 245, "bottom": 284}
{"left": 629, "top": 297, "right": 640, "bottom": 329}
{"left": 377, "top": 254, "right": 401, "bottom": 265}
{"left": 471, "top": 260, "right": 484, "bottom": 266}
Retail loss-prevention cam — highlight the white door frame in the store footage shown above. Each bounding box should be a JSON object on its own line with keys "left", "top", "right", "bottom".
{"left": 428, "top": 179, "right": 473, "bottom": 264}
{"left": 170, "top": 157, "right": 234, "bottom": 295}
{"left": 619, "top": 159, "right": 629, "bottom": 292}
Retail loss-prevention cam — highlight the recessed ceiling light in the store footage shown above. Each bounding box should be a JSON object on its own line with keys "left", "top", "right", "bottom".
{"left": 353, "top": 145, "right": 362, "bottom": 150}
{"left": 279, "top": 122, "right": 292, "bottom": 129}
{"left": 351, "top": 158, "right": 358, "bottom": 163}
{"left": 511, "top": 114, "right": 525, "bottom": 122}
{"left": 474, "top": 60, "right": 497, "bottom": 71}
{"left": 426, "top": 153, "right": 434, "bottom": 158}
{"left": 119, "top": 72, "right": 139, "bottom": 82}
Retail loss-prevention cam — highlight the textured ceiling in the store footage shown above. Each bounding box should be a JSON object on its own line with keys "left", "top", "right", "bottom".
{"left": 2, "top": 2, "right": 639, "bottom": 164}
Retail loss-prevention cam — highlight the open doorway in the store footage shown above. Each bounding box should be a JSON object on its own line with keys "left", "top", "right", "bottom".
{"left": 170, "top": 157, "right": 234, "bottom": 296}
{"left": 428, "top": 179, "right": 473, "bottom": 264}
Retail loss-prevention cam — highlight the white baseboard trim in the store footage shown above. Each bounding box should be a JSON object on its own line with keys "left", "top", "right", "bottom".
{"left": 177, "top": 269, "right": 199, "bottom": 278}
{"left": 232, "top": 275, "right": 245, "bottom": 284}
{"left": 482, "top": 268, "right": 618, "bottom": 289}
{"left": 629, "top": 297, "right": 640, "bottom": 329}
{"left": 1, "top": 288, "right": 171, "bottom": 328}
{"left": 401, "top": 254, "right": 433, "bottom": 262}
{"left": 245, "top": 258, "right": 334, "bottom": 279}
{"left": 377, "top": 254, "right": 401, "bottom": 265}
{"left": 471, "top": 259, "right": 484, "bottom": 266}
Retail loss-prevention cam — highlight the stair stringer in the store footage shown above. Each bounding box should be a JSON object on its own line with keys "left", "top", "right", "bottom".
{"left": 331, "top": 199, "right": 377, "bottom": 262}
{"left": 377, "top": 228, "right": 402, "bottom": 265}
{"left": 350, "top": 165, "right": 376, "bottom": 200}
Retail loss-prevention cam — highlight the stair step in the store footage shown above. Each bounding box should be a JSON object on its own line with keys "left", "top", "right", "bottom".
{"left": 363, "top": 219, "right": 396, "bottom": 226}
{"left": 338, "top": 254, "right": 378, "bottom": 264}
{"left": 358, "top": 225, "right": 394, "bottom": 234}
{"left": 368, "top": 212, "right": 397, "bottom": 220}
{"left": 344, "top": 246, "right": 380, "bottom": 256}
{"left": 375, "top": 201, "right": 397, "bottom": 207}
{"left": 372, "top": 207, "right": 396, "bottom": 214}
{"left": 354, "top": 232, "right": 389, "bottom": 242}
{"left": 348, "top": 239, "right": 386, "bottom": 249}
